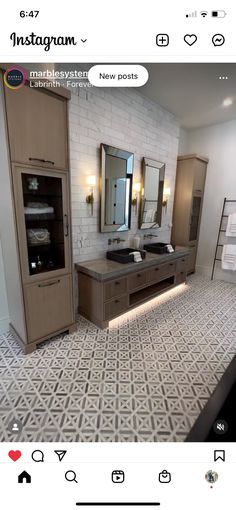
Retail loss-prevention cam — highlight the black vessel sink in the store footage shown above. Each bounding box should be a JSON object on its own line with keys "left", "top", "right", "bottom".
{"left": 106, "top": 248, "right": 146, "bottom": 264}
{"left": 143, "top": 242, "right": 174, "bottom": 254}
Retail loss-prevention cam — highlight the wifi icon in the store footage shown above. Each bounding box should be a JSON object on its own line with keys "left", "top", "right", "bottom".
{"left": 200, "top": 11, "right": 208, "bottom": 17}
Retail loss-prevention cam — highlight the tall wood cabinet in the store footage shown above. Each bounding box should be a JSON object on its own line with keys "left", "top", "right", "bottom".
{"left": 5, "top": 84, "right": 68, "bottom": 170}
{"left": 171, "top": 154, "right": 209, "bottom": 273}
{"left": 0, "top": 73, "right": 76, "bottom": 353}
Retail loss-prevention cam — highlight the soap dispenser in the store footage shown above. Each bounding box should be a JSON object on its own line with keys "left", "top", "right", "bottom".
{"left": 132, "top": 235, "right": 141, "bottom": 250}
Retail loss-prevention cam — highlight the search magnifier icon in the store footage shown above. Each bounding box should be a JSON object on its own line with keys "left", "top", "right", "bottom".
{"left": 32, "top": 450, "right": 44, "bottom": 462}
{"left": 65, "top": 470, "right": 78, "bottom": 483}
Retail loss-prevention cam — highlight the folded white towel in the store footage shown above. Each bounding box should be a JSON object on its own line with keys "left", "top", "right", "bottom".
{"left": 226, "top": 213, "right": 236, "bottom": 236}
{"left": 129, "top": 251, "right": 142, "bottom": 263}
{"left": 27, "top": 202, "right": 49, "bottom": 209}
{"left": 24, "top": 206, "right": 54, "bottom": 215}
{"left": 222, "top": 244, "right": 236, "bottom": 270}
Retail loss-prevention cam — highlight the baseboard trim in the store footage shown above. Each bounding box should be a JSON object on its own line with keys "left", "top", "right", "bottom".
{"left": 195, "top": 264, "right": 212, "bottom": 277}
{"left": 0, "top": 316, "right": 9, "bottom": 334}
{"left": 196, "top": 263, "right": 236, "bottom": 282}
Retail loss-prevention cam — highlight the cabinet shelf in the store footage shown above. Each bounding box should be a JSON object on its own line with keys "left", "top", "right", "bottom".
{"left": 23, "top": 192, "right": 62, "bottom": 198}
{"left": 28, "top": 243, "right": 51, "bottom": 248}
{"left": 28, "top": 241, "right": 64, "bottom": 249}
{"left": 25, "top": 214, "right": 56, "bottom": 221}
{"left": 25, "top": 218, "right": 63, "bottom": 224}
{"left": 30, "top": 266, "right": 63, "bottom": 276}
{"left": 129, "top": 276, "right": 175, "bottom": 307}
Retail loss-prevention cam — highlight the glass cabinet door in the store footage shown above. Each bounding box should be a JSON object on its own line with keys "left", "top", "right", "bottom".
{"left": 14, "top": 167, "right": 70, "bottom": 282}
{"left": 189, "top": 196, "right": 202, "bottom": 242}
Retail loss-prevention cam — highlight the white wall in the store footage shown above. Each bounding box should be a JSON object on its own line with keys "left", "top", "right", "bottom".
{"left": 0, "top": 239, "right": 9, "bottom": 333}
{"left": 69, "top": 87, "right": 180, "bottom": 262}
{"left": 187, "top": 120, "right": 236, "bottom": 281}
{"left": 178, "top": 127, "right": 189, "bottom": 155}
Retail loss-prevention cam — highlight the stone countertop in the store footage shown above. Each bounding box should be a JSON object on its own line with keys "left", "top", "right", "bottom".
{"left": 75, "top": 246, "right": 190, "bottom": 282}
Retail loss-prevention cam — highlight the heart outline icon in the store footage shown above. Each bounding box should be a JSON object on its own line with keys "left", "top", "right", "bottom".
{"left": 184, "top": 34, "right": 197, "bottom": 46}
{"left": 8, "top": 450, "right": 22, "bottom": 462}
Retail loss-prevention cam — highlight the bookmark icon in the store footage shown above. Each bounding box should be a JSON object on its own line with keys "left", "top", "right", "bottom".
{"left": 54, "top": 450, "right": 67, "bottom": 462}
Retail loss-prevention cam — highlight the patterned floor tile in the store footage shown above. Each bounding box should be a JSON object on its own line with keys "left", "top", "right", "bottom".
{"left": 0, "top": 275, "right": 236, "bottom": 441}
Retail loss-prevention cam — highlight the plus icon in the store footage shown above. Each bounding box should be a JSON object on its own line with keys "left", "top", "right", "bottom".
{"left": 156, "top": 34, "right": 169, "bottom": 46}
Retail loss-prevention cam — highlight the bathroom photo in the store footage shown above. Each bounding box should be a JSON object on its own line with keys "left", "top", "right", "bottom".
{"left": 0, "top": 62, "right": 236, "bottom": 441}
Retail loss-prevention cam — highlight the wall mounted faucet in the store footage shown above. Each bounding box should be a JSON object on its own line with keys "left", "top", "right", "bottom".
{"left": 108, "top": 237, "right": 126, "bottom": 245}
{"left": 143, "top": 234, "right": 159, "bottom": 240}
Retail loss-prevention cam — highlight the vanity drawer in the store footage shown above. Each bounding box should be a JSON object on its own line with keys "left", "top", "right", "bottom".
{"left": 128, "top": 270, "right": 147, "bottom": 291}
{"left": 176, "top": 257, "right": 188, "bottom": 273}
{"left": 104, "top": 295, "right": 128, "bottom": 320}
{"left": 158, "top": 261, "right": 176, "bottom": 278}
{"left": 104, "top": 277, "right": 127, "bottom": 301}
{"left": 147, "top": 261, "right": 176, "bottom": 283}
{"left": 175, "top": 271, "right": 187, "bottom": 285}
{"left": 147, "top": 265, "right": 162, "bottom": 283}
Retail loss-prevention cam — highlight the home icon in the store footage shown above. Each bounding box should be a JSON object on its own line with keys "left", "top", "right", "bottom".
{"left": 18, "top": 471, "right": 31, "bottom": 484}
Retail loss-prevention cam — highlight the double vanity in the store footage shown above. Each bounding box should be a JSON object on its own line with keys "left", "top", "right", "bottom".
{"left": 76, "top": 246, "right": 189, "bottom": 329}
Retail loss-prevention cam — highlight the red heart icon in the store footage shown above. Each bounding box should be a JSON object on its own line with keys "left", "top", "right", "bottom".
{"left": 8, "top": 450, "right": 22, "bottom": 462}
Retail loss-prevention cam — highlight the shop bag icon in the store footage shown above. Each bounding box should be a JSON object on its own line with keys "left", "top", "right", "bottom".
{"left": 158, "top": 470, "right": 171, "bottom": 483}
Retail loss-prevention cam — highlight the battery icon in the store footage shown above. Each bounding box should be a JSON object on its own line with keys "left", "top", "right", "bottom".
{"left": 212, "top": 10, "right": 227, "bottom": 17}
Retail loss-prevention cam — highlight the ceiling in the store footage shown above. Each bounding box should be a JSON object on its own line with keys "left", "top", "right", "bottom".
{"left": 141, "top": 64, "right": 236, "bottom": 129}
{"left": 56, "top": 63, "right": 236, "bottom": 130}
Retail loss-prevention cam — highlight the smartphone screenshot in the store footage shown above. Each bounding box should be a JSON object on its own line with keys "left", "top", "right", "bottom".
{"left": 0, "top": 1, "right": 235, "bottom": 508}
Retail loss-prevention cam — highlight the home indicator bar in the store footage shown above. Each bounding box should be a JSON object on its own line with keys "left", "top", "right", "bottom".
{"left": 76, "top": 504, "right": 161, "bottom": 507}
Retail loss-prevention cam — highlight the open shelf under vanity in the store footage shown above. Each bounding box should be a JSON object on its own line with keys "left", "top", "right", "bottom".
{"left": 129, "top": 276, "right": 175, "bottom": 307}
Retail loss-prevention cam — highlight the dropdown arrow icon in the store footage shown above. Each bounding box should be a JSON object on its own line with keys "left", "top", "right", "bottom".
{"left": 81, "top": 39, "right": 87, "bottom": 43}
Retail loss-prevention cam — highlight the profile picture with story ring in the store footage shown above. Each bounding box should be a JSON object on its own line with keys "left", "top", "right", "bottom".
{"left": 4, "top": 66, "right": 27, "bottom": 89}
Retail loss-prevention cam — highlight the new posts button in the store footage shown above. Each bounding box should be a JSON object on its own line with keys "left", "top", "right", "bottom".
{"left": 88, "top": 65, "right": 149, "bottom": 87}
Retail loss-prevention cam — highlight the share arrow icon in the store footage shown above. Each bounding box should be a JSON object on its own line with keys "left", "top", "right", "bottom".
{"left": 54, "top": 450, "right": 67, "bottom": 462}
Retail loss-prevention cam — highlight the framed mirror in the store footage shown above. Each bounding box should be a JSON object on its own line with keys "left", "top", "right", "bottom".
{"left": 100, "top": 143, "right": 134, "bottom": 232}
{"left": 139, "top": 157, "right": 165, "bottom": 229}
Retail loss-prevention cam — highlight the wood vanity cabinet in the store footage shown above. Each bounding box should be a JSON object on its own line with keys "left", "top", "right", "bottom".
{"left": 171, "top": 154, "right": 208, "bottom": 273}
{"left": 0, "top": 72, "right": 75, "bottom": 353}
{"left": 76, "top": 250, "right": 189, "bottom": 329}
{"left": 4, "top": 83, "right": 68, "bottom": 170}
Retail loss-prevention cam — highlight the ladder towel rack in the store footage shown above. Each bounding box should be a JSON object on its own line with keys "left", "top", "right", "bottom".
{"left": 211, "top": 197, "right": 236, "bottom": 280}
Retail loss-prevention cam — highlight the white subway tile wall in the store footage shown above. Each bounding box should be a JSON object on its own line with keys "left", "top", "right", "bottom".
{"left": 69, "top": 86, "right": 180, "bottom": 262}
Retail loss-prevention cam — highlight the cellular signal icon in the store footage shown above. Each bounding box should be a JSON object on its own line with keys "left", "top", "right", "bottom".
{"left": 186, "top": 10, "right": 197, "bottom": 18}
{"left": 201, "top": 11, "right": 208, "bottom": 17}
